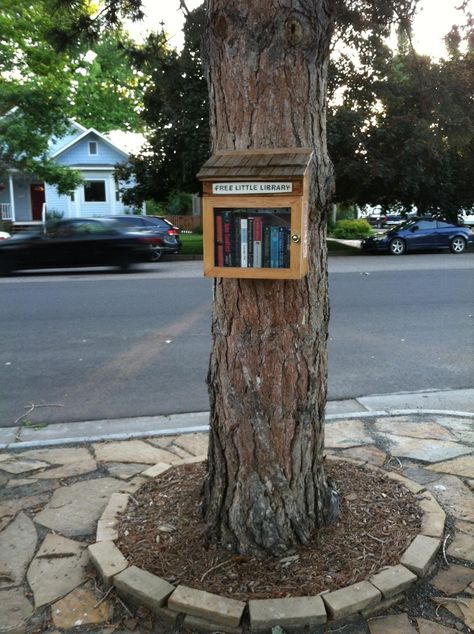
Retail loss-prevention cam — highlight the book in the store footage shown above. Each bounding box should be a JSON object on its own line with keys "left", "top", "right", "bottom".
{"left": 278, "top": 226, "right": 287, "bottom": 268}
{"left": 240, "top": 218, "right": 248, "bottom": 267}
{"left": 247, "top": 217, "right": 254, "bottom": 267}
{"left": 233, "top": 212, "right": 241, "bottom": 267}
{"left": 215, "top": 213, "right": 224, "bottom": 267}
{"left": 285, "top": 226, "right": 291, "bottom": 267}
{"left": 263, "top": 224, "right": 271, "bottom": 267}
{"left": 253, "top": 217, "right": 262, "bottom": 267}
{"left": 270, "top": 226, "right": 280, "bottom": 268}
{"left": 222, "top": 212, "right": 233, "bottom": 266}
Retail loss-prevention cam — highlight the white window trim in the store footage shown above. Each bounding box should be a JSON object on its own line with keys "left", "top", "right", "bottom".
{"left": 83, "top": 179, "right": 107, "bottom": 204}
{"left": 88, "top": 141, "right": 98, "bottom": 156}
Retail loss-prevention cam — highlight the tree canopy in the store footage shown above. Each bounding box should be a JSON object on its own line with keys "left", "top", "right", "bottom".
{"left": 328, "top": 19, "right": 474, "bottom": 218}
{"left": 72, "top": 30, "right": 144, "bottom": 132}
{"left": 0, "top": 0, "right": 143, "bottom": 192}
{"left": 2, "top": 0, "right": 472, "bottom": 213}
{"left": 0, "top": 0, "right": 82, "bottom": 191}
{"left": 117, "top": 5, "right": 209, "bottom": 205}
{"left": 115, "top": 0, "right": 473, "bottom": 217}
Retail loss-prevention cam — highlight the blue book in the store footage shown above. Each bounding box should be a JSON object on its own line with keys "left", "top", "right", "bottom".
{"left": 278, "top": 226, "right": 286, "bottom": 268}
{"left": 270, "top": 226, "right": 280, "bottom": 268}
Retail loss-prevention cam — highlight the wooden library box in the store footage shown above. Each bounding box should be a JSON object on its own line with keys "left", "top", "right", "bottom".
{"left": 197, "top": 148, "right": 312, "bottom": 280}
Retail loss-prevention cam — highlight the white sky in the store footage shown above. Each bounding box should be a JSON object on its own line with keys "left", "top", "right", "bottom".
{"left": 127, "top": 0, "right": 466, "bottom": 58}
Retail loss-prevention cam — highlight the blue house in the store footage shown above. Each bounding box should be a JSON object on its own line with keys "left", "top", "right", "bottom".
{"left": 0, "top": 120, "right": 142, "bottom": 226}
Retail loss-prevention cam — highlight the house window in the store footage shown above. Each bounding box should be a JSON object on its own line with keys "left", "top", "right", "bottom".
{"left": 88, "top": 141, "right": 98, "bottom": 155}
{"left": 70, "top": 191, "right": 75, "bottom": 202}
{"left": 84, "top": 180, "right": 106, "bottom": 202}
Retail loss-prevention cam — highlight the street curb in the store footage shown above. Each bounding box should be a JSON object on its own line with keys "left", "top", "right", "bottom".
{"left": 0, "top": 408, "right": 471, "bottom": 451}
{"left": 0, "top": 425, "right": 210, "bottom": 451}
{"left": 325, "top": 408, "right": 474, "bottom": 420}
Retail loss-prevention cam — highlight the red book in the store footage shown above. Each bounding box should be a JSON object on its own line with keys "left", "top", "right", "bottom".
{"left": 223, "top": 214, "right": 232, "bottom": 266}
{"left": 215, "top": 214, "right": 224, "bottom": 266}
{"left": 253, "top": 216, "right": 263, "bottom": 267}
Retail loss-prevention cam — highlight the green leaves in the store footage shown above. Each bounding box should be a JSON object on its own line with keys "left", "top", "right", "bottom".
{"left": 0, "top": 0, "right": 143, "bottom": 190}
{"left": 120, "top": 5, "right": 210, "bottom": 204}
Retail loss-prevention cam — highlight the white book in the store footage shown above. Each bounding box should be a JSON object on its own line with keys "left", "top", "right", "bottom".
{"left": 240, "top": 218, "right": 248, "bottom": 267}
{"left": 253, "top": 240, "right": 262, "bottom": 267}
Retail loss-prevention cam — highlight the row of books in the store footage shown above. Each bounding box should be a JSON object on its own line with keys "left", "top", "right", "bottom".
{"left": 215, "top": 211, "right": 291, "bottom": 268}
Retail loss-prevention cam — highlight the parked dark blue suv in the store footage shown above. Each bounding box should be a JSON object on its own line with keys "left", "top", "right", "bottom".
{"left": 103, "top": 215, "right": 182, "bottom": 261}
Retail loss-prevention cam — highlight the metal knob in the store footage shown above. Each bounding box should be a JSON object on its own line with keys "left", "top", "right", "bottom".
{"left": 291, "top": 234, "right": 301, "bottom": 243}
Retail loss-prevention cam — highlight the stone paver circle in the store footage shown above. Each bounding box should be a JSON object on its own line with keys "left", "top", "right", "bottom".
{"left": 89, "top": 455, "right": 445, "bottom": 632}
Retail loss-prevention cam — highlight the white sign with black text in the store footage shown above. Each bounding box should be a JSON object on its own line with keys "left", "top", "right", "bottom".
{"left": 212, "top": 182, "right": 293, "bottom": 195}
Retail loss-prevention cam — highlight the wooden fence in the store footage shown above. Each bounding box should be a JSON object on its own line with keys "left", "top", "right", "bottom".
{"left": 168, "top": 215, "right": 202, "bottom": 232}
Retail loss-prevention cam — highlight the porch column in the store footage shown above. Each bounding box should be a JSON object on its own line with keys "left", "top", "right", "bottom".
{"left": 8, "top": 173, "right": 16, "bottom": 222}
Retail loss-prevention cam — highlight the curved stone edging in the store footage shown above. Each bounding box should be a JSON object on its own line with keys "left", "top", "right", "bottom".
{"left": 88, "top": 455, "right": 446, "bottom": 632}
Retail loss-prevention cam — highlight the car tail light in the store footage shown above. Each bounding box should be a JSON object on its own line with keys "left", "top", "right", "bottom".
{"left": 140, "top": 236, "right": 164, "bottom": 245}
{"left": 167, "top": 229, "right": 179, "bottom": 236}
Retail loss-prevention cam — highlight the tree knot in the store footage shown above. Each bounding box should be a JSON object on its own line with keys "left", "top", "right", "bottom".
{"left": 286, "top": 18, "right": 304, "bottom": 46}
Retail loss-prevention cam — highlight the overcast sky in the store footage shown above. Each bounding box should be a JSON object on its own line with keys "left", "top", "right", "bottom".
{"left": 127, "top": 0, "right": 464, "bottom": 57}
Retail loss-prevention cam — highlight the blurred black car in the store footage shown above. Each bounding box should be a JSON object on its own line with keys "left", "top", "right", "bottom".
{"left": 103, "top": 215, "right": 181, "bottom": 261}
{"left": 0, "top": 218, "right": 164, "bottom": 275}
{"left": 361, "top": 217, "right": 474, "bottom": 255}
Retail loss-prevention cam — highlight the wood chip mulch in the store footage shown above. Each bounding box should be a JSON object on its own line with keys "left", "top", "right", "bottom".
{"left": 116, "top": 460, "right": 422, "bottom": 601}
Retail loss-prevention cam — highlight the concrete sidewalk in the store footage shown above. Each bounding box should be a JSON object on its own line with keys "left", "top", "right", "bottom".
{"left": 0, "top": 405, "right": 473, "bottom": 633}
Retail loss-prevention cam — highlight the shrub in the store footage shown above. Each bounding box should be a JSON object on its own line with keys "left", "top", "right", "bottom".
{"left": 45, "top": 210, "right": 63, "bottom": 220}
{"left": 165, "top": 191, "right": 193, "bottom": 215}
{"left": 145, "top": 200, "right": 166, "bottom": 215}
{"left": 0, "top": 220, "right": 13, "bottom": 233}
{"left": 331, "top": 219, "right": 373, "bottom": 239}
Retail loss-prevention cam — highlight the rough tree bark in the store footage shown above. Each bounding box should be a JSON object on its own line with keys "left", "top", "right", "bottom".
{"left": 202, "top": 0, "right": 338, "bottom": 557}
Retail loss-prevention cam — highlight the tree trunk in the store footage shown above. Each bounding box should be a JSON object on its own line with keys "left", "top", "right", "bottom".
{"left": 202, "top": 0, "right": 338, "bottom": 557}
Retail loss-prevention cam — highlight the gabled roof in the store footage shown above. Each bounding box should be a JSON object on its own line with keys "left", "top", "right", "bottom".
{"left": 69, "top": 119, "right": 88, "bottom": 133}
{"left": 51, "top": 127, "right": 130, "bottom": 160}
{"left": 197, "top": 148, "right": 313, "bottom": 180}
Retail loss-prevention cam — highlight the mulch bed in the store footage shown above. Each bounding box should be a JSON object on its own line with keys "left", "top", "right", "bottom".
{"left": 116, "top": 460, "right": 422, "bottom": 602}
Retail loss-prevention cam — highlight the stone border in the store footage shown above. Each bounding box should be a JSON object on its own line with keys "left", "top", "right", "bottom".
{"left": 88, "top": 455, "right": 445, "bottom": 632}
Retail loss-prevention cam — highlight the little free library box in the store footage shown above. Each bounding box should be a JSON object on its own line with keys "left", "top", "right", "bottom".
{"left": 197, "top": 148, "right": 312, "bottom": 279}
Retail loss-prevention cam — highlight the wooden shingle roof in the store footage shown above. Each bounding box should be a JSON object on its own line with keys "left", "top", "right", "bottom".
{"left": 197, "top": 148, "right": 313, "bottom": 180}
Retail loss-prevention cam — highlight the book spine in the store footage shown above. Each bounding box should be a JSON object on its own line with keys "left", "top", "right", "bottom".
{"left": 263, "top": 224, "right": 271, "bottom": 267}
{"left": 215, "top": 213, "right": 224, "bottom": 267}
{"left": 285, "top": 227, "right": 291, "bottom": 267}
{"left": 247, "top": 218, "right": 254, "bottom": 267}
{"left": 240, "top": 218, "right": 248, "bottom": 267}
{"left": 278, "top": 226, "right": 287, "bottom": 268}
{"left": 270, "top": 226, "right": 280, "bottom": 268}
{"left": 223, "top": 212, "right": 232, "bottom": 266}
{"left": 234, "top": 213, "right": 241, "bottom": 267}
{"left": 253, "top": 217, "right": 262, "bottom": 267}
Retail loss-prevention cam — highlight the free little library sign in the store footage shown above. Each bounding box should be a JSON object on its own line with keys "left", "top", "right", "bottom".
{"left": 212, "top": 182, "right": 293, "bottom": 195}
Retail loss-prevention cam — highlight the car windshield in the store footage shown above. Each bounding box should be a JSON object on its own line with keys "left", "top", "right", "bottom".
{"left": 143, "top": 217, "right": 169, "bottom": 228}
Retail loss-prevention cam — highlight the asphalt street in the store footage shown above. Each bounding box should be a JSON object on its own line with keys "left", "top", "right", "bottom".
{"left": 0, "top": 252, "right": 473, "bottom": 427}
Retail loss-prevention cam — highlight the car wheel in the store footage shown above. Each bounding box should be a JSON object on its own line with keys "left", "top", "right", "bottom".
{"left": 449, "top": 236, "right": 466, "bottom": 254}
{"left": 150, "top": 245, "right": 163, "bottom": 262}
{"left": 389, "top": 238, "right": 406, "bottom": 255}
{"left": 115, "top": 259, "right": 131, "bottom": 272}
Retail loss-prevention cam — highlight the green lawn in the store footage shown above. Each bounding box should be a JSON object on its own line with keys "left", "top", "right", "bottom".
{"left": 180, "top": 233, "right": 203, "bottom": 255}
{"left": 179, "top": 233, "right": 361, "bottom": 256}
